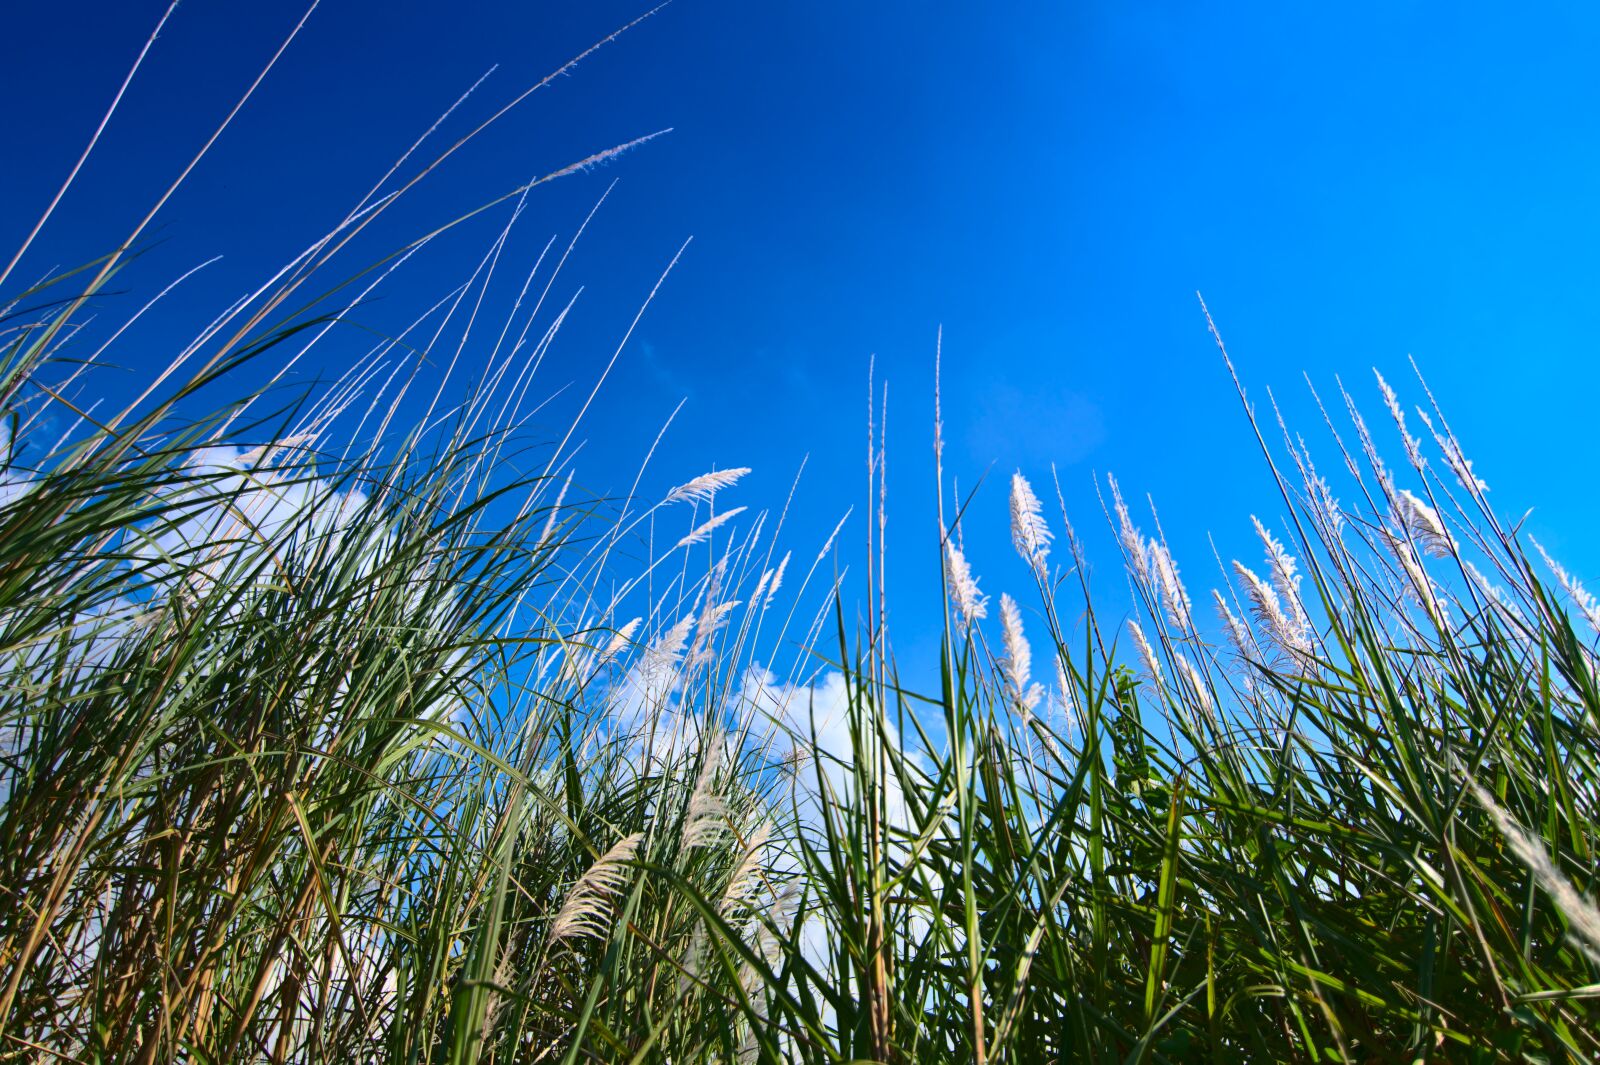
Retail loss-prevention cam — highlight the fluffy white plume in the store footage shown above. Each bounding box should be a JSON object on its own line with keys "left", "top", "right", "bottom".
{"left": 676, "top": 506, "right": 746, "bottom": 549}
{"left": 1308, "top": 472, "right": 1345, "bottom": 537}
{"left": 1530, "top": 537, "right": 1600, "bottom": 635}
{"left": 549, "top": 832, "right": 645, "bottom": 945}
{"left": 1233, "top": 561, "right": 1311, "bottom": 662}
{"left": 750, "top": 568, "right": 773, "bottom": 607}
{"left": 665, "top": 467, "right": 751, "bottom": 504}
{"left": 1175, "top": 653, "right": 1212, "bottom": 714}
{"left": 1252, "top": 516, "right": 1311, "bottom": 641}
{"left": 720, "top": 821, "right": 774, "bottom": 916}
{"left": 1465, "top": 777, "right": 1600, "bottom": 965}
{"left": 1416, "top": 408, "right": 1489, "bottom": 493}
{"left": 1375, "top": 369, "right": 1425, "bottom": 472}
{"left": 1213, "top": 590, "right": 1252, "bottom": 660}
{"left": 1148, "top": 541, "right": 1193, "bottom": 634}
{"left": 815, "top": 510, "right": 851, "bottom": 563}
{"left": 765, "top": 551, "right": 790, "bottom": 608}
{"left": 681, "top": 740, "right": 728, "bottom": 849}
{"left": 1009, "top": 471, "right": 1052, "bottom": 581}
{"left": 1465, "top": 561, "right": 1523, "bottom": 624}
{"left": 535, "top": 470, "right": 573, "bottom": 553}
{"left": 945, "top": 541, "right": 988, "bottom": 624}
{"left": 1127, "top": 619, "right": 1164, "bottom": 688}
{"left": 626, "top": 615, "right": 697, "bottom": 711}
{"left": 1052, "top": 656, "right": 1080, "bottom": 731}
{"left": 1394, "top": 489, "right": 1453, "bottom": 559}
{"left": 999, "top": 593, "right": 1041, "bottom": 710}
{"left": 600, "top": 618, "right": 642, "bottom": 666}
{"left": 1107, "top": 474, "right": 1148, "bottom": 578}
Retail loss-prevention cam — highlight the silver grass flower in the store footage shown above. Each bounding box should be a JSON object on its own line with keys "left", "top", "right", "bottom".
{"left": 676, "top": 506, "right": 746, "bottom": 549}
{"left": 1213, "top": 590, "right": 1253, "bottom": 659}
{"left": 601, "top": 618, "right": 642, "bottom": 665}
{"left": 1010, "top": 471, "right": 1052, "bottom": 581}
{"left": 1107, "top": 474, "right": 1148, "bottom": 578}
{"left": 1252, "top": 516, "right": 1311, "bottom": 639}
{"left": 637, "top": 615, "right": 696, "bottom": 696}
{"left": 1465, "top": 777, "right": 1600, "bottom": 965}
{"left": 1465, "top": 561, "right": 1524, "bottom": 624}
{"left": 816, "top": 510, "right": 851, "bottom": 562}
{"left": 749, "top": 568, "right": 773, "bottom": 607}
{"left": 682, "top": 741, "right": 728, "bottom": 849}
{"left": 1149, "top": 541, "right": 1193, "bottom": 634}
{"left": 687, "top": 600, "right": 742, "bottom": 670}
{"left": 1417, "top": 408, "right": 1489, "bottom": 493}
{"left": 1307, "top": 472, "right": 1345, "bottom": 537}
{"left": 945, "top": 541, "right": 988, "bottom": 624}
{"left": 1530, "top": 536, "right": 1600, "bottom": 635}
{"left": 534, "top": 470, "right": 573, "bottom": 553}
{"left": 1233, "top": 561, "right": 1311, "bottom": 661}
{"left": 1375, "top": 369, "right": 1425, "bottom": 472}
{"left": 1382, "top": 528, "right": 1449, "bottom": 622}
{"left": 1127, "top": 619, "right": 1164, "bottom": 688}
{"left": 665, "top": 467, "right": 751, "bottom": 504}
{"left": 1175, "top": 653, "right": 1212, "bottom": 714}
{"left": 1000, "top": 593, "right": 1040, "bottom": 709}
{"left": 1053, "top": 658, "right": 1075, "bottom": 716}
{"left": 720, "top": 821, "right": 773, "bottom": 917}
{"left": 1394, "top": 489, "right": 1453, "bottom": 559}
{"left": 549, "top": 832, "right": 645, "bottom": 944}
{"left": 765, "top": 550, "right": 790, "bottom": 608}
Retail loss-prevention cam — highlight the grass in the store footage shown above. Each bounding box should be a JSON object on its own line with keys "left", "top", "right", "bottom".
{"left": 2, "top": 10, "right": 1599, "bottom": 1063}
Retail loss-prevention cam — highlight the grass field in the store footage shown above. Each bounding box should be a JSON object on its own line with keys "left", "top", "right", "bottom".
{"left": 2, "top": 14, "right": 1599, "bottom": 1064}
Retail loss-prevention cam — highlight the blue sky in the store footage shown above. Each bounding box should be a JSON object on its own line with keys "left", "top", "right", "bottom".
{"left": 4, "top": 2, "right": 1599, "bottom": 680}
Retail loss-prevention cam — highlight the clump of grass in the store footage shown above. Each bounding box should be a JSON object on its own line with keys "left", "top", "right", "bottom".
{"left": 4, "top": 9, "right": 1600, "bottom": 1064}
{"left": 752, "top": 333, "right": 1600, "bottom": 1063}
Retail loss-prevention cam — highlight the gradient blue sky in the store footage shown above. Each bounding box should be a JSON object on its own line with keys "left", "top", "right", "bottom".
{"left": 5, "top": 2, "right": 1598, "bottom": 677}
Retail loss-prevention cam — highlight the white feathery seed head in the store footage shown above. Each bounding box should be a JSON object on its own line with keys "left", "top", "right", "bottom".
{"left": 765, "top": 551, "right": 790, "bottom": 608}
{"left": 750, "top": 568, "right": 773, "bottom": 607}
{"left": 1213, "top": 590, "right": 1253, "bottom": 661}
{"left": 637, "top": 614, "right": 696, "bottom": 694}
{"left": 677, "top": 507, "right": 746, "bottom": 550}
{"left": 1010, "top": 471, "right": 1052, "bottom": 580}
{"left": 1307, "top": 473, "right": 1345, "bottom": 537}
{"left": 549, "top": 832, "right": 645, "bottom": 945}
{"left": 1108, "top": 474, "right": 1148, "bottom": 578}
{"left": 816, "top": 510, "right": 850, "bottom": 563}
{"left": 1530, "top": 536, "right": 1600, "bottom": 636}
{"left": 945, "top": 540, "right": 988, "bottom": 624}
{"left": 1127, "top": 619, "right": 1164, "bottom": 688}
{"left": 1465, "top": 776, "right": 1600, "bottom": 965}
{"left": 535, "top": 470, "right": 573, "bottom": 553}
{"left": 720, "top": 821, "right": 773, "bottom": 916}
{"left": 999, "top": 593, "right": 1040, "bottom": 709}
{"left": 1233, "top": 561, "right": 1311, "bottom": 661}
{"left": 1175, "top": 653, "right": 1212, "bottom": 714}
{"left": 1417, "top": 408, "right": 1488, "bottom": 494}
{"left": 1148, "top": 541, "right": 1193, "bottom": 634}
{"left": 233, "top": 432, "right": 318, "bottom": 471}
{"left": 1464, "top": 561, "right": 1523, "bottom": 624}
{"left": 665, "top": 467, "right": 751, "bottom": 505}
{"left": 1343, "top": 389, "right": 1388, "bottom": 483}
{"left": 600, "top": 617, "right": 642, "bottom": 667}
{"left": 1382, "top": 528, "right": 1448, "bottom": 621}
{"left": 1394, "top": 489, "right": 1453, "bottom": 559}
{"left": 1212, "top": 589, "right": 1258, "bottom": 695}
{"left": 1252, "top": 516, "right": 1311, "bottom": 637}
{"left": 682, "top": 739, "right": 728, "bottom": 849}
{"left": 1052, "top": 656, "right": 1079, "bottom": 731}
{"left": 1375, "top": 369, "right": 1425, "bottom": 472}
